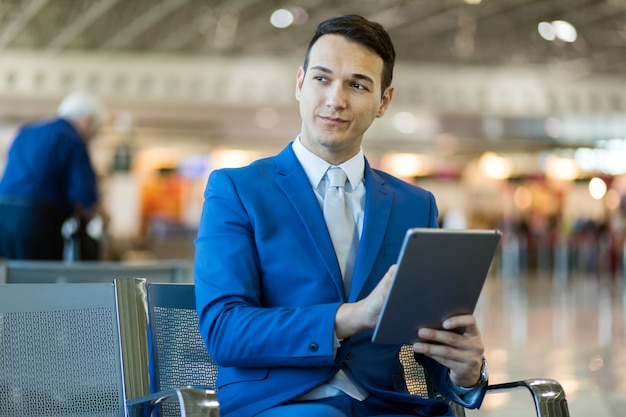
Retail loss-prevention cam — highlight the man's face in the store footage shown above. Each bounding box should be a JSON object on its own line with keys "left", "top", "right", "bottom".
{"left": 296, "top": 34, "right": 393, "bottom": 165}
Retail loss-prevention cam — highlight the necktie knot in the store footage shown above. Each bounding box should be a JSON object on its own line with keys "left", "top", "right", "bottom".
{"left": 327, "top": 167, "right": 347, "bottom": 189}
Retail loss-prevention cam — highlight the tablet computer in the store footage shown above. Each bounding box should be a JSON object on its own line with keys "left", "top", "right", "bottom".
{"left": 372, "top": 228, "right": 501, "bottom": 345}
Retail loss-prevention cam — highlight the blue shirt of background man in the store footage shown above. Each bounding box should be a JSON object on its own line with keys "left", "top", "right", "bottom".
{"left": 0, "top": 117, "right": 99, "bottom": 216}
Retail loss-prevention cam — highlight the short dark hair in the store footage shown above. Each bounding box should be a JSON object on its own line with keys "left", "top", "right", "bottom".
{"left": 303, "top": 14, "right": 396, "bottom": 96}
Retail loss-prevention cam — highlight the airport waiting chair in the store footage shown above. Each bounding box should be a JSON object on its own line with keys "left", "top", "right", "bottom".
{"left": 0, "top": 280, "right": 215, "bottom": 417}
{"left": 0, "top": 282, "right": 125, "bottom": 417}
{"left": 0, "top": 258, "right": 192, "bottom": 284}
{"left": 124, "top": 277, "right": 570, "bottom": 417}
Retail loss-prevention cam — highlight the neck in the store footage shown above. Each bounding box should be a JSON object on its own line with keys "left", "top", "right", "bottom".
{"left": 299, "top": 137, "right": 360, "bottom": 166}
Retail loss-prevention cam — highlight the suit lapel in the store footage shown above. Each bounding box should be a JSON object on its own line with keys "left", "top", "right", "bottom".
{"left": 274, "top": 145, "right": 345, "bottom": 296}
{"left": 349, "top": 163, "right": 393, "bottom": 302}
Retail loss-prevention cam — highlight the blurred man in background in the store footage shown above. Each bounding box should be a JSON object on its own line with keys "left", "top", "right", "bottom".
{"left": 0, "top": 91, "right": 106, "bottom": 260}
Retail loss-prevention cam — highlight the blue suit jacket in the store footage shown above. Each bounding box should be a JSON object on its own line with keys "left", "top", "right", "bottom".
{"left": 194, "top": 144, "right": 483, "bottom": 416}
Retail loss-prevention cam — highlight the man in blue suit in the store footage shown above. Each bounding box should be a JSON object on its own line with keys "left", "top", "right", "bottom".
{"left": 0, "top": 91, "right": 105, "bottom": 260}
{"left": 195, "top": 14, "right": 488, "bottom": 417}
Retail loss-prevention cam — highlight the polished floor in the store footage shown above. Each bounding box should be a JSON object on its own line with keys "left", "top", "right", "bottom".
{"left": 467, "top": 267, "right": 626, "bottom": 417}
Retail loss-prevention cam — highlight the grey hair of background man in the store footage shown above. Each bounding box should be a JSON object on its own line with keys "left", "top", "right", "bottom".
{"left": 57, "top": 91, "right": 107, "bottom": 129}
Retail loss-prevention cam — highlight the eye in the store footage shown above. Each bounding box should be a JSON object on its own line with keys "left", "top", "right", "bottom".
{"left": 314, "top": 75, "right": 328, "bottom": 82}
{"left": 351, "top": 82, "right": 368, "bottom": 91}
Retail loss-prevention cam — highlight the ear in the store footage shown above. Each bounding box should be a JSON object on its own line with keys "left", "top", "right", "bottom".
{"left": 376, "top": 85, "right": 394, "bottom": 118}
{"left": 295, "top": 67, "right": 305, "bottom": 101}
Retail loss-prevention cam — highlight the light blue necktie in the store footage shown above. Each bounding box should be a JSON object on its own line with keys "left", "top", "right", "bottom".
{"left": 323, "top": 167, "right": 358, "bottom": 296}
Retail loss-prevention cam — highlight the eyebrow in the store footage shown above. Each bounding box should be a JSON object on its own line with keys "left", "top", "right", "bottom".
{"left": 309, "top": 65, "right": 376, "bottom": 86}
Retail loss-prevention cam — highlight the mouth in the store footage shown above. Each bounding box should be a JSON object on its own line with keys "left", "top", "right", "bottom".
{"left": 320, "top": 115, "right": 348, "bottom": 125}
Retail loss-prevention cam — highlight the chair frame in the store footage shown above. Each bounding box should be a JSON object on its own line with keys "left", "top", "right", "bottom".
{"left": 0, "top": 258, "right": 191, "bottom": 284}
{"left": 113, "top": 278, "right": 218, "bottom": 417}
{"left": 486, "top": 380, "right": 571, "bottom": 417}
{"left": 402, "top": 343, "right": 570, "bottom": 416}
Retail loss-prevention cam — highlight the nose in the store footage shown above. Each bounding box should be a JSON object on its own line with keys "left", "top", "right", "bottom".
{"left": 325, "top": 82, "right": 347, "bottom": 110}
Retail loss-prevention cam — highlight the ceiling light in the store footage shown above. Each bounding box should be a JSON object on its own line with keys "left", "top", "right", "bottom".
{"left": 575, "top": 140, "right": 626, "bottom": 175}
{"left": 543, "top": 154, "right": 579, "bottom": 181}
{"left": 380, "top": 153, "right": 431, "bottom": 178}
{"left": 589, "top": 177, "right": 607, "bottom": 200}
{"left": 270, "top": 9, "right": 294, "bottom": 28}
{"left": 212, "top": 149, "right": 258, "bottom": 169}
{"left": 552, "top": 20, "right": 577, "bottom": 42}
{"left": 538, "top": 22, "right": 556, "bottom": 41}
{"left": 538, "top": 20, "right": 577, "bottom": 43}
{"left": 479, "top": 152, "right": 512, "bottom": 180}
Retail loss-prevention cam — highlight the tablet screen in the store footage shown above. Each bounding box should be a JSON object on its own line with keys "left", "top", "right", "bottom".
{"left": 372, "top": 228, "right": 501, "bottom": 345}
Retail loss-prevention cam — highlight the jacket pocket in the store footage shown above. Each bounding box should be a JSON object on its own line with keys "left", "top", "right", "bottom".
{"left": 217, "top": 366, "right": 269, "bottom": 390}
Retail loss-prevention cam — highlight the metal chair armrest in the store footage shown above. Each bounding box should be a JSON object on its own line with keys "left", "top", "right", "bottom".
{"left": 126, "top": 386, "right": 219, "bottom": 417}
{"left": 486, "top": 379, "right": 570, "bottom": 417}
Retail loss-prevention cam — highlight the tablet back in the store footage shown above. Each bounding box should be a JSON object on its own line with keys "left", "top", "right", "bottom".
{"left": 372, "top": 228, "right": 501, "bottom": 345}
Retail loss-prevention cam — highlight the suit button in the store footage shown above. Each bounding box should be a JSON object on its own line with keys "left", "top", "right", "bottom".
{"left": 309, "top": 343, "right": 319, "bottom": 352}
{"left": 346, "top": 352, "right": 352, "bottom": 360}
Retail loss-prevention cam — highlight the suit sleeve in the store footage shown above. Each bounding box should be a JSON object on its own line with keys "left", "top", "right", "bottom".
{"left": 194, "top": 169, "right": 343, "bottom": 368}
{"left": 67, "top": 143, "right": 98, "bottom": 209}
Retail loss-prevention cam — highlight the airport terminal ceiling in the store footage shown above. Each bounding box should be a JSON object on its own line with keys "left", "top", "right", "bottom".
{"left": 1, "top": 0, "right": 626, "bottom": 161}
{"left": 1, "top": 0, "right": 625, "bottom": 72}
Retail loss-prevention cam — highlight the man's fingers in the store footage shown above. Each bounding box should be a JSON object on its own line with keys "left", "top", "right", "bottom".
{"left": 443, "top": 315, "right": 478, "bottom": 336}
{"left": 416, "top": 328, "right": 465, "bottom": 349}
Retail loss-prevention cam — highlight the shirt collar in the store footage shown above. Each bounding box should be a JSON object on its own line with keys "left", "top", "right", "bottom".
{"left": 291, "top": 136, "right": 364, "bottom": 191}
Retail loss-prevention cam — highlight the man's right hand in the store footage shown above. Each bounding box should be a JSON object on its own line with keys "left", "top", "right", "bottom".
{"left": 334, "top": 264, "right": 396, "bottom": 339}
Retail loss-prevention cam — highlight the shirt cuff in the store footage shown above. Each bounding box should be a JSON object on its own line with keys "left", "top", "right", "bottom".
{"left": 446, "top": 372, "right": 486, "bottom": 407}
{"left": 332, "top": 331, "right": 342, "bottom": 357}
